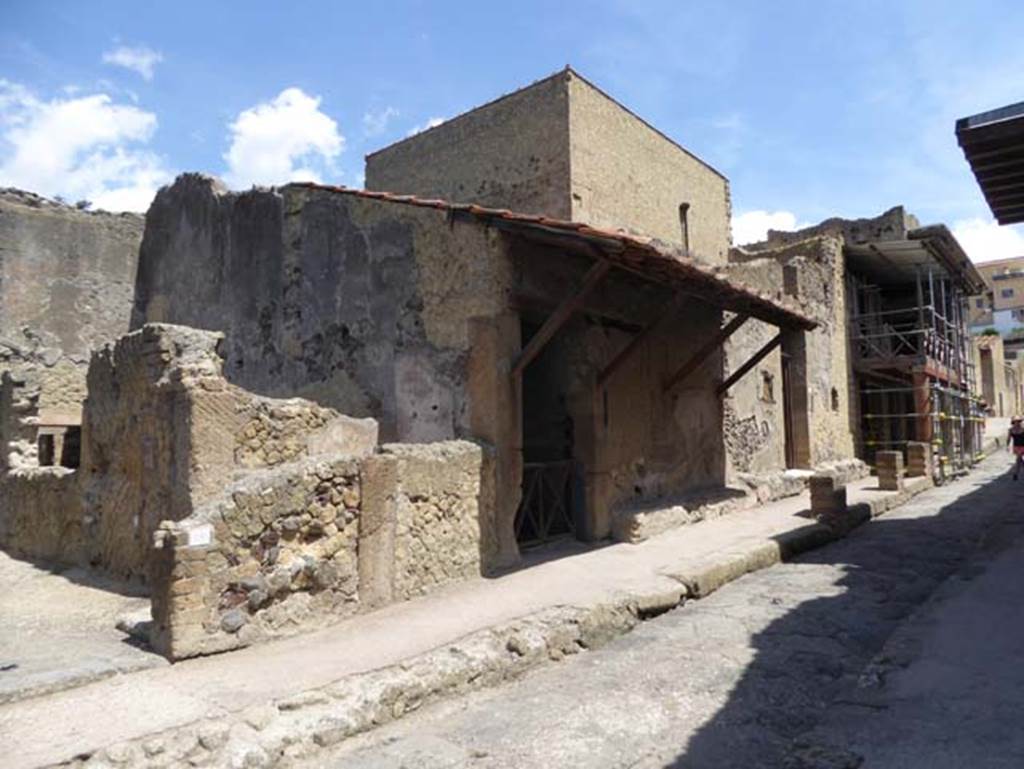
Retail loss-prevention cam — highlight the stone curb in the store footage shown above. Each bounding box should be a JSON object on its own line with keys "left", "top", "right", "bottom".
{"left": 53, "top": 470, "right": 949, "bottom": 769}
{"left": 57, "top": 602, "right": 652, "bottom": 769}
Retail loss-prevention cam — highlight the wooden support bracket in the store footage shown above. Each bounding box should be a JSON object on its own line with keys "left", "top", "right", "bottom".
{"left": 511, "top": 259, "right": 612, "bottom": 378}
{"left": 663, "top": 314, "right": 749, "bottom": 393}
{"left": 716, "top": 332, "right": 783, "bottom": 397}
{"left": 597, "top": 293, "right": 683, "bottom": 388}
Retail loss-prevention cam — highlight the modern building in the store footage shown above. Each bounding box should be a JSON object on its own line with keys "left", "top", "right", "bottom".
{"left": 967, "top": 256, "right": 1024, "bottom": 340}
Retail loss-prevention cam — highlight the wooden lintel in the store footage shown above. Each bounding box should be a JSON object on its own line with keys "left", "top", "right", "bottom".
{"left": 597, "top": 293, "right": 683, "bottom": 388}
{"left": 716, "top": 332, "right": 783, "bottom": 397}
{"left": 511, "top": 259, "right": 613, "bottom": 378}
{"left": 663, "top": 314, "right": 749, "bottom": 393}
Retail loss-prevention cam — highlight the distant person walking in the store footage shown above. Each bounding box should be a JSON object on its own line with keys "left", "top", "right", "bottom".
{"left": 1009, "top": 417, "right": 1024, "bottom": 480}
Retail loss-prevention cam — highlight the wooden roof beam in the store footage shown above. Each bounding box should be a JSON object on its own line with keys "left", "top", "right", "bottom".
{"left": 716, "top": 332, "right": 783, "bottom": 397}
{"left": 663, "top": 313, "right": 749, "bottom": 393}
{"left": 511, "top": 259, "right": 612, "bottom": 378}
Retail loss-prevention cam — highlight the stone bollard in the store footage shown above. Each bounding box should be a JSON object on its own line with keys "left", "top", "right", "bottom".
{"left": 906, "top": 442, "right": 931, "bottom": 478}
{"left": 876, "top": 450, "right": 904, "bottom": 491}
{"left": 810, "top": 473, "right": 847, "bottom": 525}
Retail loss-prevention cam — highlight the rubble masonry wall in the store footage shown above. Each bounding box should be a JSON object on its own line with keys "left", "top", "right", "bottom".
{"left": 150, "top": 441, "right": 483, "bottom": 660}
{"left": 0, "top": 189, "right": 143, "bottom": 470}
{"left": 0, "top": 324, "right": 377, "bottom": 582}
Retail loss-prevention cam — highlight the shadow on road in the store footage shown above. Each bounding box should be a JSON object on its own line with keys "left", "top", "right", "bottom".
{"left": 666, "top": 458, "right": 1024, "bottom": 768}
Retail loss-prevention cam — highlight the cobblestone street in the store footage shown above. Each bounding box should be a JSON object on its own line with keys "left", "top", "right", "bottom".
{"left": 304, "top": 453, "right": 1024, "bottom": 769}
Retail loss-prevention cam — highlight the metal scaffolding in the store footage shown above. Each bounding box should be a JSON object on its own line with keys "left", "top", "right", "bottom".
{"left": 849, "top": 265, "right": 984, "bottom": 481}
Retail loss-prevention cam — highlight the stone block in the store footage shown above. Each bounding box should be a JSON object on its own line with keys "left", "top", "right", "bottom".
{"left": 810, "top": 473, "right": 847, "bottom": 520}
{"left": 307, "top": 414, "right": 378, "bottom": 460}
{"left": 876, "top": 450, "right": 904, "bottom": 491}
{"left": 906, "top": 441, "right": 931, "bottom": 478}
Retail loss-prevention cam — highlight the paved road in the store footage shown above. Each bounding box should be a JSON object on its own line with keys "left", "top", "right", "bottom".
{"left": 300, "top": 454, "right": 1024, "bottom": 768}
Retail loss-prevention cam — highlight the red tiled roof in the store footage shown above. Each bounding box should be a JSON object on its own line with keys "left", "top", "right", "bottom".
{"left": 287, "top": 182, "right": 818, "bottom": 330}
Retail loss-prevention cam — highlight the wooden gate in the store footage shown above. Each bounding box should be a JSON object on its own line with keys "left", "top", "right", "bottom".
{"left": 515, "top": 460, "right": 577, "bottom": 546}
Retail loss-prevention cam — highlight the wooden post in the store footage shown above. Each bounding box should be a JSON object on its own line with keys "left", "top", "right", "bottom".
{"left": 511, "top": 260, "right": 612, "bottom": 378}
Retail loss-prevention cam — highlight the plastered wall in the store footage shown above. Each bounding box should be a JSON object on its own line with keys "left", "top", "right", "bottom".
{"left": 133, "top": 176, "right": 513, "bottom": 445}
{"left": 726, "top": 235, "right": 856, "bottom": 471}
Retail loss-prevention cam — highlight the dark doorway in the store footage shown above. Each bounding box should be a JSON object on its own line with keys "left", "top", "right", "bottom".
{"left": 60, "top": 426, "right": 81, "bottom": 469}
{"left": 516, "top": 318, "right": 581, "bottom": 546}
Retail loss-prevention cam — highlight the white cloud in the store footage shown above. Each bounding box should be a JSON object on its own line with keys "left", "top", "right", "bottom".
{"left": 102, "top": 45, "right": 163, "bottom": 81}
{"left": 406, "top": 116, "right": 445, "bottom": 137}
{"left": 952, "top": 218, "right": 1024, "bottom": 264}
{"left": 0, "top": 79, "right": 172, "bottom": 212}
{"left": 731, "top": 210, "right": 808, "bottom": 246}
{"left": 223, "top": 88, "right": 344, "bottom": 188}
{"left": 363, "top": 106, "right": 399, "bottom": 137}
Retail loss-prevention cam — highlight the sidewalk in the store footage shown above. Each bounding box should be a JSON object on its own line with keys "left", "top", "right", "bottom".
{"left": 0, "top": 463, "right": 962, "bottom": 768}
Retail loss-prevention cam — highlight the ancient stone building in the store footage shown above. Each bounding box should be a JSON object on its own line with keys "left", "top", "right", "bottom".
{"left": 365, "top": 67, "right": 860, "bottom": 504}
{"left": 366, "top": 68, "right": 732, "bottom": 263}
{"left": 0, "top": 70, "right": 879, "bottom": 661}
{"left": 0, "top": 189, "right": 143, "bottom": 472}
{"left": 973, "top": 333, "right": 1024, "bottom": 418}
{"left": 132, "top": 174, "right": 815, "bottom": 570}
{"left": 742, "top": 207, "right": 986, "bottom": 479}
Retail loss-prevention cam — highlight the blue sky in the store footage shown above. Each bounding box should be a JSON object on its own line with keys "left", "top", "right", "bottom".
{"left": 2, "top": 0, "right": 1024, "bottom": 258}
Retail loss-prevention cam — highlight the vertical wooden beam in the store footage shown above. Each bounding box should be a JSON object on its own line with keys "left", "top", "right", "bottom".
{"left": 511, "top": 259, "right": 612, "bottom": 378}
{"left": 715, "top": 332, "right": 783, "bottom": 397}
{"left": 597, "top": 293, "right": 682, "bottom": 388}
{"left": 914, "top": 371, "right": 933, "bottom": 444}
{"left": 663, "top": 314, "right": 749, "bottom": 393}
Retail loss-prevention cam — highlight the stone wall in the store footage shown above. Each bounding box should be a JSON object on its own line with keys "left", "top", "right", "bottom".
{"left": 0, "top": 189, "right": 143, "bottom": 471}
{"left": 150, "top": 456, "right": 364, "bottom": 659}
{"left": 150, "top": 441, "right": 484, "bottom": 660}
{"left": 567, "top": 73, "right": 731, "bottom": 262}
{"left": 0, "top": 467, "right": 82, "bottom": 564}
{"left": 0, "top": 324, "right": 377, "bottom": 583}
{"left": 364, "top": 69, "right": 731, "bottom": 260}
{"left": 729, "top": 234, "right": 857, "bottom": 468}
{"left": 365, "top": 72, "right": 572, "bottom": 220}
{"left": 758, "top": 205, "right": 920, "bottom": 248}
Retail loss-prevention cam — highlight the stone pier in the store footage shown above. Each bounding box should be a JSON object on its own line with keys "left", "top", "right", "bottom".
{"left": 877, "top": 450, "right": 904, "bottom": 491}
